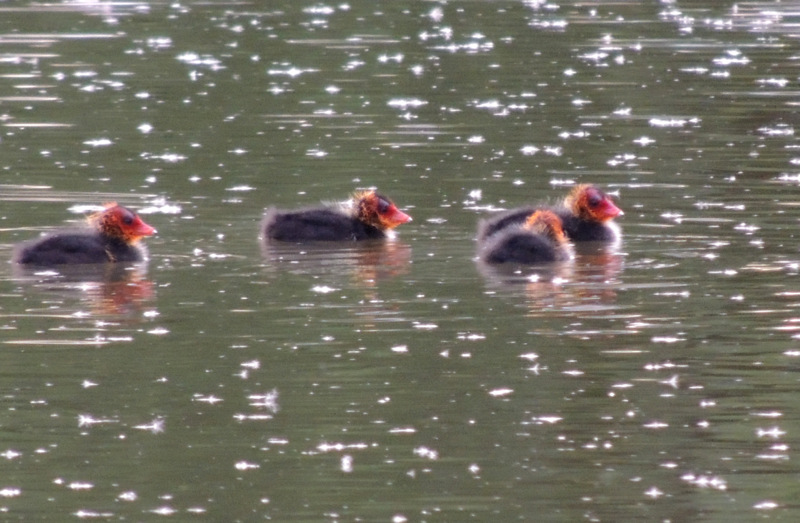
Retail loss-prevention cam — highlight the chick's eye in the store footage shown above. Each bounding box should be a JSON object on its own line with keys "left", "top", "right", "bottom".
{"left": 377, "top": 199, "right": 390, "bottom": 214}
{"left": 587, "top": 193, "right": 602, "bottom": 207}
{"left": 122, "top": 213, "right": 134, "bottom": 225}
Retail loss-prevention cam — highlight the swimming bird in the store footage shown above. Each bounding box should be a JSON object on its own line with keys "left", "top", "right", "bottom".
{"left": 477, "top": 184, "right": 622, "bottom": 243}
{"left": 479, "top": 210, "right": 572, "bottom": 264}
{"left": 262, "top": 190, "right": 411, "bottom": 242}
{"left": 13, "top": 203, "right": 156, "bottom": 265}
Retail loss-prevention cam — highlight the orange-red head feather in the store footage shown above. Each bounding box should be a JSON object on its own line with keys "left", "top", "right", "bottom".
{"left": 353, "top": 190, "right": 412, "bottom": 230}
{"left": 565, "top": 184, "right": 622, "bottom": 223}
{"left": 89, "top": 203, "right": 156, "bottom": 243}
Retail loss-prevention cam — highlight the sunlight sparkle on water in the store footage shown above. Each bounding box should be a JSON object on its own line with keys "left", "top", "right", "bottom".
{"left": 1, "top": 450, "right": 21, "bottom": 460}
{"left": 543, "top": 146, "right": 562, "bottom": 156}
{"left": 142, "top": 152, "right": 186, "bottom": 163}
{"left": 758, "top": 124, "right": 793, "bottom": 137}
{"left": 83, "top": 137, "right": 113, "bottom": 147}
{"left": 681, "top": 473, "right": 727, "bottom": 491}
{"left": 343, "top": 59, "right": 364, "bottom": 71}
{"left": 649, "top": 117, "right": 691, "bottom": 127}
{"left": 475, "top": 99, "right": 502, "bottom": 110}
{"left": 387, "top": 98, "right": 427, "bottom": 109}
{"left": 235, "top": 461, "right": 260, "bottom": 471}
{"left": 78, "top": 415, "right": 117, "bottom": 427}
{"left": 267, "top": 66, "right": 317, "bottom": 78}
{"left": 752, "top": 411, "right": 782, "bottom": 418}
{"left": 233, "top": 413, "right": 273, "bottom": 422}
{"left": 754, "top": 501, "right": 779, "bottom": 510}
{"left": 118, "top": 491, "right": 137, "bottom": 501}
{"left": 133, "top": 418, "right": 165, "bottom": 434}
{"left": 150, "top": 506, "right": 177, "bottom": 516}
{"left": 652, "top": 336, "right": 684, "bottom": 343}
{"left": 489, "top": 388, "right": 513, "bottom": 397}
{"left": 193, "top": 394, "right": 223, "bottom": 404}
{"left": 74, "top": 510, "right": 113, "bottom": 518}
{"left": 644, "top": 486, "right": 664, "bottom": 499}
{"left": 140, "top": 198, "right": 182, "bottom": 214}
{"left": 712, "top": 49, "right": 750, "bottom": 66}
{"left": 303, "top": 5, "right": 335, "bottom": 15}
{"left": 311, "top": 285, "right": 337, "bottom": 294}
{"left": 530, "top": 416, "right": 563, "bottom": 425}
{"left": 248, "top": 390, "right": 280, "bottom": 412}
{"left": 316, "top": 442, "right": 369, "bottom": 453}
{"left": 241, "top": 359, "right": 260, "bottom": 369}
{"left": 756, "top": 427, "right": 786, "bottom": 438}
{"left": 413, "top": 446, "right": 438, "bottom": 460}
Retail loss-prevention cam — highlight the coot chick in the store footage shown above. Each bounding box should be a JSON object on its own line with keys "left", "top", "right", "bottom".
{"left": 14, "top": 203, "right": 156, "bottom": 266}
{"left": 477, "top": 184, "right": 622, "bottom": 243}
{"left": 263, "top": 190, "right": 411, "bottom": 242}
{"left": 479, "top": 210, "right": 572, "bottom": 264}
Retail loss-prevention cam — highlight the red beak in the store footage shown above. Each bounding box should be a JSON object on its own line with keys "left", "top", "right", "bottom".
{"left": 389, "top": 207, "right": 411, "bottom": 225}
{"left": 131, "top": 215, "right": 157, "bottom": 236}
{"left": 387, "top": 206, "right": 412, "bottom": 227}
{"left": 599, "top": 199, "right": 623, "bottom": 221}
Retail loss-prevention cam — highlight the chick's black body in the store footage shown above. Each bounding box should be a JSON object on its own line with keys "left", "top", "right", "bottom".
{"left": 477, "top": 207, "right": 537, "bottom": 243}
{"left": 262, "top": 190, "right": 411, "bottom": 243}
{"left": 554, "top": 210, "right": 618, "bottom": 242}
{"left": 15, "top": 233, "right": 144, "bottom": 265}
{"left": 480, "top": 228, "right": 568, "bottom": 264}
{"left": 13, "top": 204, "right": 155, "bottom": 266}
{"left": 263, "top": 208, "right": 387, "bottom": 242}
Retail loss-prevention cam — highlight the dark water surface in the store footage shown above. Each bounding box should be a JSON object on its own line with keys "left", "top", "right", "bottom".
{"left": 0, "top": 1, "right": 799, "bottom": 520}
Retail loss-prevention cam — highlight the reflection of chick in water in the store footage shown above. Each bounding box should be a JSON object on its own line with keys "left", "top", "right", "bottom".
{"left": 351, "top": 240, "right": 412, "bottom": 284}
{"left": 480, "top": 259, "right": 623, "bottom": 318}
{"left": 518, "top": 245, "right": 623, "bottom": 313}
{"left": 260, "top": 240, "right": 412, "bottom": 285}
{"left": 477, "top": 259, "right": 575, "bottom": 318}
{"left": 259, "top": 240, "right": 412, "bottom": 333}
{"left": 88, "top": 267, "right": 156, "bottom": 317}
{"left": 570, "top": 242, "right": 625, "bottom": 304}
{"left": 477, "top": 255, "right": 574, "bottom": 287}
{"left": 13, "top": 263, "right": 156, "bottom": 318}
{"left": 477, "top": 220, "right": 624, "bottom": 310}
